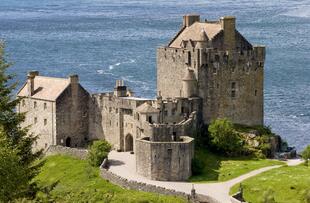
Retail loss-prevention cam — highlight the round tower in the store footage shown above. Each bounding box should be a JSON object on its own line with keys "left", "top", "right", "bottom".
{"left": 182, "top": 69, "right": 197, "bottom": 98}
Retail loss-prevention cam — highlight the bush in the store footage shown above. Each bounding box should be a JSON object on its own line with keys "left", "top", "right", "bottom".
{"left": 208, "top": 118, "right": 244, "bottom": 156}
{"left": 302, "top": 145, "right": 310, "bottom": 166}
{"left": 191, "top": 157, "right": 204, "bottom": 175}
{"left": 88, "top": 140, "right": 112, "bottom": 167}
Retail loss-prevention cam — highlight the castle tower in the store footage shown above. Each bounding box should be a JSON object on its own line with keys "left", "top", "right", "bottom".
{"left": 182, "top": 69, "right": 197, "bottom": 98}
{"left": 157, "top": 15, "right": 265, "bottom": 126}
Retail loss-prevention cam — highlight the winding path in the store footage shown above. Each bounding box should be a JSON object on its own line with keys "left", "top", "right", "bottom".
{"left": 107, "top": 151, "right": 303, "bottom": 203}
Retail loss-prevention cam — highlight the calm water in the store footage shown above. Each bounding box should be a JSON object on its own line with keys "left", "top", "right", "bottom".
{"left": 0, "top": 0, "right": 309, "bottom": 151}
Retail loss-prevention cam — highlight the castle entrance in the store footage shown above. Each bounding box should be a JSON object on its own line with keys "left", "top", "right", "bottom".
{"left": 66, "top": 137, "right": 71, "bottom": 147}
{"left": 125, "top": 134, "right": 133, "bottom": 152}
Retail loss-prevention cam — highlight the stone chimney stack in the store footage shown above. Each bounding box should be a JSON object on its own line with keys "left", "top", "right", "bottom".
{"left": 220, "top": 16, "right": 236, "bottom": 50}
{"left": 69, "top": 74, "right": 79, "bottom": 101}
{"left": 183, "top": 14, "right": 200, "bottom": 27}
{"left": 27, "top": 71, "right": 39, "bottom": 96}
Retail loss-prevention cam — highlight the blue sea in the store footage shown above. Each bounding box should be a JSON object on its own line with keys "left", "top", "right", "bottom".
{"left": 0, "top": 0, "right": 309, "bottom": 151}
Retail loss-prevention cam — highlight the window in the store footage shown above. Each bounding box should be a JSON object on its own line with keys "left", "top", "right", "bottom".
{"left": 231, "top": 90, "right": 236, "bottom": 98}
{"left": 231, "top": 82, "right": 237, "bottom": 98}
{"left": 44, "top": 119, "right": 47, "bottom": 125}
{"left": 34, "top": 101, "right": 37, "bottom": 108}
{"left": 231, "top": 66, "right": 235, "bottom": 73}
{"left": 44, "top": 103, "right": 47, "bottom": 110}
{"left": 22, "top": 100, "right": 25, "bottom": 107}
{"left": 148, "top": 116, "right": 153, "bottom": 124}
{"left": 231, "top": 82, "right": 236, "bottom": 89}
{"left": 186, "top": 51, "right": 191, "bottom": 65}
{"left": 34, "top": 117, "right": 37, "bottom": 124}
{"left": 255, "top": 90, "right": 258, "bottom": 96}
{"left": 215, "top": 54, "right": 220, "bottom": 62}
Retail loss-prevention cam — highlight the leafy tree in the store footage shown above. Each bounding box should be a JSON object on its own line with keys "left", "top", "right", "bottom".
{"left": 88, "top": 140, "right": 112, "bottom": 166}
{"left": 208, "top": 118, "right": 243, "bottom": 156}
{"left": 0, "top": 42, "right": 43, "bottom": 201}
{"left": 302, "top": 145, "right": 310, "bottom": 166}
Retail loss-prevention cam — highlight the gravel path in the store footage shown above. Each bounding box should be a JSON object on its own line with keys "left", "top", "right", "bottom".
{"left": 108, "top": 151, "right": 303, "bottom": 203}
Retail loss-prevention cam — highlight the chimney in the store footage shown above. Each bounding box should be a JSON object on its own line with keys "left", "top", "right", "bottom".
{"left": 27, "top": 71, "right": 39, "bottom": 96}
{"left": 69, "top": 75, "right": 79, "bottom": 101}
{"left": 220, "top": 16, "right": 236, "bottom": 50}
{"left": 69, "top": 74, "right": 79, "bottom": 84}
{"left": 183, "top": 14, "right": 200, "bottom": 27}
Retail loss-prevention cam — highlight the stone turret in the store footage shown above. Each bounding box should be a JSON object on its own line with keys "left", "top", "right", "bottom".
{"left": 27, "top": 71, "right": 39, "bottom": 96}
{"left": 182, "top": 69, "right": 197, "bottom": 98}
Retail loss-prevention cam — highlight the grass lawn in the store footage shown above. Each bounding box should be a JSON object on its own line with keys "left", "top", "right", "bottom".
{"left": 34, "top": 155, "right": 186, "bottom": 203}
{"left": 230, "top": 164, "right": 310, "bottom": 203}
{"left": 189, "top": 149, "right": 285, "bottom": 183}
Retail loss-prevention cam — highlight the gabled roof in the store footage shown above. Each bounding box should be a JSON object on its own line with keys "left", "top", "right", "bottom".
{"left": 17, "top": 76, "right": 70, "bottom": 101}
{"left": 136, "top": 102, "right": 159, "bottom": 114}
{"left": 169, "top": 22, "right": 222, "bottom": 48}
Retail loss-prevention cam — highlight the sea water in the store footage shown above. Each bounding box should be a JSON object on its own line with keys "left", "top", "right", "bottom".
{"left": 0, "top": 0, "right": 309, "bottom": 151}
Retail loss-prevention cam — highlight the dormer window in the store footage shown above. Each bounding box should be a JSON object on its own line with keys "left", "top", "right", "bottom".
{"left": 34, "top": 101, "right": 37, "bottom": 108}
{"left": 22, "top": 100, "right": 25, "bottom": 107}
{"left": 44, "top": 103, "right": 47, "bottom": 110}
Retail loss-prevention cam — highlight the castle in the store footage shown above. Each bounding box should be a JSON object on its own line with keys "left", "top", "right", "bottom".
{"left": 17, "top": 14, "right": 265, "bottom": 181}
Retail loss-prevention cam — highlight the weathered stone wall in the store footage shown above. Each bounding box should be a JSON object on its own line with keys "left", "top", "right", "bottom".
{"left": 136, "top": 136, "right": 194, "bottom": 181}
{"left": 100, "top": 166, "right": 219, "bottom": 203}
{"left": 56, "top": 84, "right": 90, "bottom": 147}
{"left": 17, "top": 98, "right": 56, "bottom": 150}
{"left": 88, "top": 93, "right": 151, "bottom": 151}
{"left": 197, "top": 48, "right": 264, "bottom": 125}
{"left": 157, "top": 47, "right": 198, "bottom": 99}
{"left": 157, "top": 46, "right": 264, "bottom": 126}
{"left": 45, "top": 145, "right": 88, "bottom": 159}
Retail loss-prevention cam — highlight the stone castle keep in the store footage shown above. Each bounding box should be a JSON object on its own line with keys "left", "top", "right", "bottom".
{"left": 17, "top": 14, "right": 265, "bottom": 181}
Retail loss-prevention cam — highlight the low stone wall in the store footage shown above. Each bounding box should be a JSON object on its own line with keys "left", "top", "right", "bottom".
{"left": 45, "top": 145, "right": 88, "bottom": 159}
{"left": 100, "top": 165, "right": 219, "bottom": 203}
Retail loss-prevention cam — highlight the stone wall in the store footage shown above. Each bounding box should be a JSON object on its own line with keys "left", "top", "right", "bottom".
{"left": 56, "top": 83, "right": 90, "bottom": 147}
{"left": 17, "top": 98, "right": 56, "bottom": 151}
{"left": 136, "top": 136, "right": 194, "bottom": 181}
{"left": 100, "top": 166, "right": 219, "bottom": 203}
{"left": 45, "top": 145, "right": 88, "bottom": 159}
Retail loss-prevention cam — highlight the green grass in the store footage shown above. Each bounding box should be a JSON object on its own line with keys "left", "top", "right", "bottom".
{"left": 230, "top": 164, "right": 310, "bottom": 203}
{"left": 189, "top": 149, "right": 284, "bottom": 183}
{"left": 34, "top": 155, "right": 186, "bottom": 203}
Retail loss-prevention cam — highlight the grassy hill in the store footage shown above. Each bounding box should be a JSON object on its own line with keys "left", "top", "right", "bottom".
{"left": 230, "top": 164, "right": 310, "bottom": 202}
{"left": 190, "top": 149, "right": 284, "bottom": 183}
{"left": 34, "top": 155, "right": 185, "bottom": 203}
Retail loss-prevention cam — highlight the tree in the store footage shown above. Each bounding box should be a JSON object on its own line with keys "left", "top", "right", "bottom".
{"left": 88, "top": 140, "right": 112, "bottom": 167}
{"left": 208, "top": 118, "right": 243, "bottom": 156}
{"left": 302, "top": 145, "right": 310, "bottom": 166}
{"left": 0, "top": 42, "right": 43, "bottom": 201}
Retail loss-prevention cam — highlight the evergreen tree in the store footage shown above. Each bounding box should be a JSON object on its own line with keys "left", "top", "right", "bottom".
{"left": 0, "top": 42, "right": 43, "bottom": 201}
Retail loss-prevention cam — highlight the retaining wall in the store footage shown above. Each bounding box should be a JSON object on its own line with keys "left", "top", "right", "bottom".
{"left": 100, "top": 166, "right": 220, "bottom": 203}
{"left": 45, "top": 145, "right": 88, "bottom": 159}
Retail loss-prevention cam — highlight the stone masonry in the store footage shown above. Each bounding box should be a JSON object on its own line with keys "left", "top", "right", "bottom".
{"left": 17, "top": 14, "right": 265, "bottom": 181}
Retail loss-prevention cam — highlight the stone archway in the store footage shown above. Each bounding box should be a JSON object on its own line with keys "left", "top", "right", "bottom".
{"left": 125, "top": 134, "right": 133, "bottom": 152}
{"left": 66, "top": 137, "right": 71, "bottom": 147}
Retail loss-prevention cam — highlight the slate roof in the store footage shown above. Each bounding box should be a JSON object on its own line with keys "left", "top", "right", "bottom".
{"left": 17, "top": 76, "right": 70, "bottom": 101}
{"left": 169, "top": 22, "right": 222, "bottom": 48}
{"left": 136, "top": 102, "right": 159, "bottom": 114}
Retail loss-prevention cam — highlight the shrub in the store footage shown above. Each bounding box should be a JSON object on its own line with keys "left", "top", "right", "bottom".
{"left": 88, "top": 140, "right": 112, "bottom": 167}
{"left": 302, "top": 145, "right": 310, "bottom": 166}
{"left": 191, "top": 157, "right": 204, "bottom": 175}
{"left": 208, "top": 118, "right": 243, "bottom": 156}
